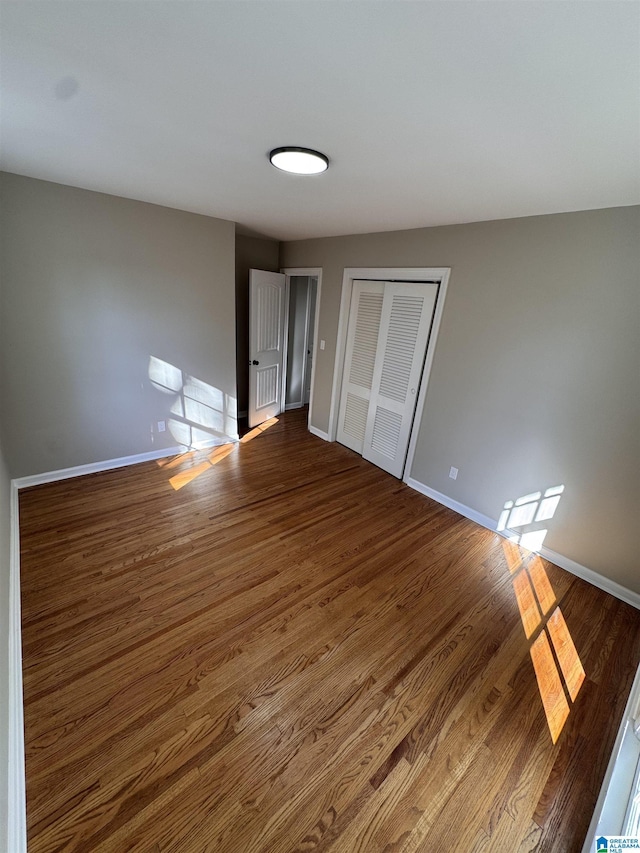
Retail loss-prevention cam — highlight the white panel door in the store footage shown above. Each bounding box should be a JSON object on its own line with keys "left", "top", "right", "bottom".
{"left": 362, "top": 283, "right": 437, "bottom": 477}
{"left": 249, "top": 269, "right": 287, "bottom": 428}
{"left": 336, "top": 280, "right": 385, "bottom": 453}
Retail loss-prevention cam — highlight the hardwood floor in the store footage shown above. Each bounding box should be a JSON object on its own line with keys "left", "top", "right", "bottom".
{"left": 19, "top": 408, "right": 640, "bottom": 852}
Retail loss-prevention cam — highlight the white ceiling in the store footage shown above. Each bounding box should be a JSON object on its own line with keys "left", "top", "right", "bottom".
{"left": 1, "top": 1, "right": 638, "bottom": 241}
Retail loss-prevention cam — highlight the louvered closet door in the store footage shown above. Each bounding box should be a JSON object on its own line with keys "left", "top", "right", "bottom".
{"left": 363, "top": 283, "right": 437, "bottom": 477}
{"left": 336, "top": 281, "right": 385, "bottom": 454}
{"left": 337, "top": 280, "right": 438, "bottom": 476}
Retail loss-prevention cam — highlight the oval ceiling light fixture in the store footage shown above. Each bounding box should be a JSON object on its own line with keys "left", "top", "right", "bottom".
{"left": 269, "top": 147, "right": 329, "bottom": 175}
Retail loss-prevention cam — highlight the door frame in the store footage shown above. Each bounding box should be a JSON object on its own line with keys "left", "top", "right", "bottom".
{"left": 301, "top": 278, "right": 316, "bottom": 406}
{"left": 329, "top": 267, "right": 450, "bottom": 482}
{"left": 281, "top": 267, "right": 322, "bottom": 429}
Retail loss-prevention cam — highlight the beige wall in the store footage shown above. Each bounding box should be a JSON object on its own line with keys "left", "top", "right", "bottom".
{"left": 235, "top": 234, "right": 280, "bottom": 416}
{"left": 281, "top": 207, "right": 640, "bottom": 592}
{"left": 0, "top": 173, "right": 237, "bottom": 478}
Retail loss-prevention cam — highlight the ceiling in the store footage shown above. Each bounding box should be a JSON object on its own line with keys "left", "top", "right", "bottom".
{"left": 1, "top": 1, "right": 638, "bottom": 241}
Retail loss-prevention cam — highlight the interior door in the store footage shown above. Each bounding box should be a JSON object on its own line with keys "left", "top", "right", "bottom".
{"left": 336, "top": 280, "right": 438, "bottom": 478}
{"left": 249, "top": 269, "right": 287, "bottom": 428}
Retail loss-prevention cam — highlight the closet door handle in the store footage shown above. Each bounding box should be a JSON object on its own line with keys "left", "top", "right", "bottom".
{"left": 251, "top": 360, "right": 259, "bottom": 365}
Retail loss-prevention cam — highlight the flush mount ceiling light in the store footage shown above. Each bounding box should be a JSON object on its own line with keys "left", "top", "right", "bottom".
{"left": 269, "top": 147, "right": 329, "bottom": 175}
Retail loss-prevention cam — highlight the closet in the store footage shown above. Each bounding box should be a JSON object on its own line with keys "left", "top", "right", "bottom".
{"left": 336, "top": 280, "right": 437, "bottom": 477}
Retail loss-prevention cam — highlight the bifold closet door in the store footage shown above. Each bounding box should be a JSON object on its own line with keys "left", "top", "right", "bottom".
{"left": 337, "top": 280, "right": 438, "bottom": 478}
{"left": 363, "top": 283, "right": 437, "bottom": 476}
{"left": 336, "top": 281, "right": 385, "bottom": 454}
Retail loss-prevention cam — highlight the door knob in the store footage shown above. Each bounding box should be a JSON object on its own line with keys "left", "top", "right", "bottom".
{"left": 251, "top": 360, "right": 259, "bottom": 365}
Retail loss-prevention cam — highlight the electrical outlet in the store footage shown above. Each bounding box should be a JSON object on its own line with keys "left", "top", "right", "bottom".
{"left": 449, "top": 466, "right": 458, "bottom": 480}
{"left": 157, "top": 421, "right": 166, "bottom": 433}
{"left": 320, "top": 340, "right": 326, "bottom": 351}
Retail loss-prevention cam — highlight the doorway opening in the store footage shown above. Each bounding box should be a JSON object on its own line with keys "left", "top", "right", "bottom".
{"left": 284, "top": 275, "right": 318, "bottom": 412}
{"left": 281, "top": 267, "right": 322, "bottom": 432}
{"left": 247, "top": 267, "right": 322, "bottom": 433}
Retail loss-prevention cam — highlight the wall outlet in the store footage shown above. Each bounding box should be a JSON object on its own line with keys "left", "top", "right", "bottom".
{"left": 157, "top": 420, "right": 166, "bottom": 433}
{"left": 449, "top": 466, "right": 458, "bottom": 480}
{"left": 320, "top": 340, "right": 326, "bottom": 351}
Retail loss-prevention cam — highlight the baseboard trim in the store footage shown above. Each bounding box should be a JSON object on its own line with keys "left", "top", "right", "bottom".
{"left": 8, "top": 481, "right": 26, "bottom": 853}
{"left": 13, "top": 445, "right": 191, "bottom": 490}
{"left": 538, "top": 544, "right": 640, "bottom": 611}
{"left": 405, "top": 479, "right": 499, "bottom": 534}
{"left": 308, "top": 426, "right": 331, "bottom": 442}
{"left": 285, "top": 403, "right": 304, "bottom": 411}
{"left": 405, "top": 477, "right": 640, "bottom": 611}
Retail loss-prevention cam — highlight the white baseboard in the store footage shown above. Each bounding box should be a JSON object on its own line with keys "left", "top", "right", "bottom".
{"left": 405, "top": 477, "right": 640, "bottom": 611}
{"left": 538, "top": 544, "right": 640, "bottom": 611}
{"left": 285, "top": 402, "right": 304, "bottom": 411}
{"left": 14, "top": 446, "right": 189, "bottom": 490}
{"left": 405, "top": 479, "right": 498, "bottom": 533}
{"left": 8, "top": 482, "right": 26, "bottom": 853}
{"left": 308, "top": 425, "right": 331, "bottom": 442}
{"left": 13, "top": 445, "right": 197, "bottom": 490}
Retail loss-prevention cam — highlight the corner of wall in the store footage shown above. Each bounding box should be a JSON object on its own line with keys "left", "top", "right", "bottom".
{"left": 405, "top": 476, "right": 640, "bottom": 612}
{"left": 0, "top": 444, "right": 22, "bottom": 851}
{"left": 6, "top": 479, "right": 26, "bottom": 853}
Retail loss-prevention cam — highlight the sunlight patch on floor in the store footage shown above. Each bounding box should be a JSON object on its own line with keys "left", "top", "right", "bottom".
{"left": 504, "top": 540, "right": 585, "bottom": 744}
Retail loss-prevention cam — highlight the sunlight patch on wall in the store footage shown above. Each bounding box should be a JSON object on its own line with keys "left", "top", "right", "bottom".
{"left": 497, "top": 484, "right": 565, "bottom": 553}
{"left": 149, "top": 357, "right": 183, "bottom": 393}
{"left": 148, "top": 355, "right": 238, "bottom": 449}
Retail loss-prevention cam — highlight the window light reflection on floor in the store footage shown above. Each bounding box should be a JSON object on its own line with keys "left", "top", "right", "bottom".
{"left": 500, "top": 485, "right": 585, "bottom": 744}
{"left": 168, "top": 443, "right": 236, "bottom": 491}
{"left": 240, "top": 417, "right": 279, "bottom": 444}
{"left": 158, "top": 417, "right": 280, "bottom": 490}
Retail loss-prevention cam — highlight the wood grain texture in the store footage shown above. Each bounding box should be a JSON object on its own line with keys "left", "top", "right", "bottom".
{"left": 19, "top": 408, "right": 640, "bottom": 852}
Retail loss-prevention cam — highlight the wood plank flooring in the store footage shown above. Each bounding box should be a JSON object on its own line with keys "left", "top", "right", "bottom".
{"left": 19, "top": 408, "right": 640, "bottom": 852}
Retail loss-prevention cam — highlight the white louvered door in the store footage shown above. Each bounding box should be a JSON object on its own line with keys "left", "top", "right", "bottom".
{"left": 363, "top": 283, "right": 437, "bottom": 477}
{"left": 336, "top": 281, "right": 384, "bottom": 453}
{"left": 337, "top": 280, "right": 438, "bottom": 478}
